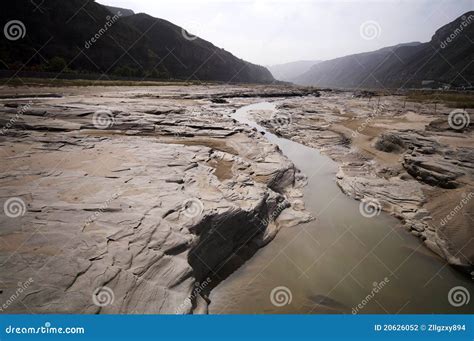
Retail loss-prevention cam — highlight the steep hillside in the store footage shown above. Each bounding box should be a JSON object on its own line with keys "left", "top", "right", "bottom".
{"left": 122, "top": 13, "right": 274, "bottom": 82}
{"left": 296, "top": 12, "right": 474, "bottom": 89}
{"left": 0, "top": 0, "right": 274, "bottom": 83}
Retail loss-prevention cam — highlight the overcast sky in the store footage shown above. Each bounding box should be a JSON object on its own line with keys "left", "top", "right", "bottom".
{"left": 101, "top": 0, "right": 473, "bottom": 66}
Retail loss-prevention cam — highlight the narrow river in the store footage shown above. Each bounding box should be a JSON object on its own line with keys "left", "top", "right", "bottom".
{"left": 209, "top": 101, "right": 473, "bottom": 314}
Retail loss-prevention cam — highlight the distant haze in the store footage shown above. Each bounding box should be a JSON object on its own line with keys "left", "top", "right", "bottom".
{"left": 101, "top": 0, "right": 473, "bottom": 66}
{"left": 267, "top": 60, "right": 321, "bottom": 82}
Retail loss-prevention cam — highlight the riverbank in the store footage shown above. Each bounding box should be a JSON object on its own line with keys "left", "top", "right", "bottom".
{"left": 252, "top": 91, "right": 474, "bottom": 276}
{"left": 210, "top": 101, "right": 473, "bottom": 314}
{"left": 0, "top": 85, "right": 312, "bottom": 314}
{"left": 0, "top": 84, "right": 471, "bottom": 315}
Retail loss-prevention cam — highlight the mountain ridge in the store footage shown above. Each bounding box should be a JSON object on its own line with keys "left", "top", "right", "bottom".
{"left": 267, "top": 60, "right": 321, "bottom": 82}
{"left": 0, "top": 0, "right": 274, "bottom": 83}
{"left": 294, "top": 12, "right": 474, "bottom": 89}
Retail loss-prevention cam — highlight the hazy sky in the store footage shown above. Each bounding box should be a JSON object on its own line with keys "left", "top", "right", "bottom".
{"left": 101, "top": 0, "right": 473, "bottom": 66}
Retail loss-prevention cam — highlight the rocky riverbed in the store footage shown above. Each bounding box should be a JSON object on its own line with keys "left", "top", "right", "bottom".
{"left": 253, "top": 91, "right": 473, "bottom": 275}
{"left": 0, "top": 84, "right": 472, "bottom": 315}
{"left": 0, "top": 85, "right": 313, "bottom": 314}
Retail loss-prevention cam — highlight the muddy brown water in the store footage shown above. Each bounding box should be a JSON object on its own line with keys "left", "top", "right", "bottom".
{"left": 209, "top": 102, "right": 473, "bottom": 314}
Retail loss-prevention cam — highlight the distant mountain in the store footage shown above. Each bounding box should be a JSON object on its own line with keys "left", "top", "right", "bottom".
{"left": 267, "top": 60, "right": 320, "bottom": 82}
{"left": 295, "top": 11, "right": 474, "bottom": 89}
{"left": 294, "top": 42, "right": 422, "bottom": 88}
{"left": 0, "top": 0, "right": 274, "bottom": 83}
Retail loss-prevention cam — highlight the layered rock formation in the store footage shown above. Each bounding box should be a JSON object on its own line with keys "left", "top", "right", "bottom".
{"left": 0, "top": 85, "right": 313, "bottom": 314}
{"left": 253, "top": 91, "right": 474, "bottom": 275}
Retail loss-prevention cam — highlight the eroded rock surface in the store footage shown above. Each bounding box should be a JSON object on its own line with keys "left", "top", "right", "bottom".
{"left": 0, "top": 85, "right": 313, "bottom": 314}
{"left": 254, "top": 92, "right": 474, "bottom": 275}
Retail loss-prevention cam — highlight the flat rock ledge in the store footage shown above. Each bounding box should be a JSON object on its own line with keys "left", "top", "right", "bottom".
{"left": 0, "top": 85, "right": 312, "bottom": 314}
{"left": 254, "top": 92, "right": 474, "bottom": 276}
